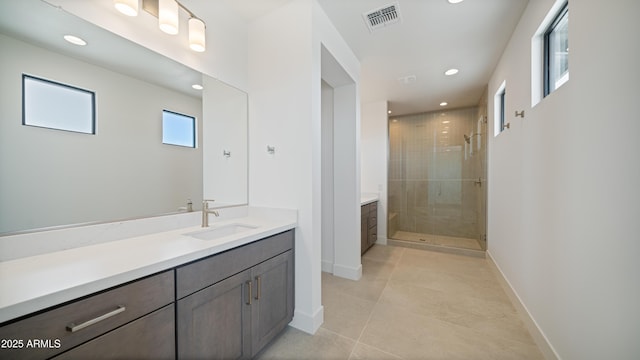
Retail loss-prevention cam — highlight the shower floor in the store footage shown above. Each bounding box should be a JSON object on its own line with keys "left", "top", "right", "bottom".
{"left": 390, "top": 230, "right": 482, "bottom": 251}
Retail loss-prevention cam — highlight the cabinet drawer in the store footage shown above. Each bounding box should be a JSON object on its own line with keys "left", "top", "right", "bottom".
{"left": 369, "top": 202, "right": 378, "bottom": 213}
{"left": 53, "top": 304, "right": 175, "bottom": 360}
{"left": 368, "top": 216, "right": 377, "bottom": 229}
{"left": 177, "top": 230, "right": 294, "bottom": 299}
{"left": 0, "top": 271, "right": 174, "bottom": 360}
{"left": 368, "top": 228, "right": 377, "bottom": 246}
{"left": 361, "top": 204, "right": 369, "bottom": 217}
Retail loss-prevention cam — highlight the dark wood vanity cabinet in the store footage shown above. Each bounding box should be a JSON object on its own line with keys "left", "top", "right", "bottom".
{"left": 0, "top": 229, "right": 295, "bottom": 360}
{"left": 361, "top": 202, "right": 378, "bottom": 255}
{"left": 0, "top": 271, "right": 175, "bottom": 360}
{"left": 176, "top": 230, "right": 295, "bottom": 359}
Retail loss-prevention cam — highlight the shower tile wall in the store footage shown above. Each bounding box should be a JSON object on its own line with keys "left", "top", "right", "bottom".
{"left": 388, "top": 107, "right": 485, "bottom": 240}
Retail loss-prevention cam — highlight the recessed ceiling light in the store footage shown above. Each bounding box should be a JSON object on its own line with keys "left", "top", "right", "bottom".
{"left": 442, "top": 130, "right": 448, "bottom": 134}
{"left": 440, "top": 102, "right": 448, "bottom": 106}
{"left": 192, "top": 84, "right": 204, "bottom": 90}
{"left": 388, "top": 110, "right": 392, "bottom": 114}
{"left": 448, "top": 0, "right": 464, "bottom": 4}
{"left": 63, "top": 35, "right": 87, "bottom": 46}
{"left": 442, "top": 120, "right": 450, "bottom": 124}
{"left": 445, "top": 68, "right": 459, "bottom": 76}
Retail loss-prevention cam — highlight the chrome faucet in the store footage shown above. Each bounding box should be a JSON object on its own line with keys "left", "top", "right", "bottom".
{"left": 202, "top": 199, "right": 219, "bottom": 227}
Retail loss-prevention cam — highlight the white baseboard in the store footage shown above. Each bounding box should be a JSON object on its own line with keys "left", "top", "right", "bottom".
{"left": 375, "top": 236, "right": 388, "bottom": 246}
{"left": 486, "top": 251, "right": 560, "bottom": 360}
{"left": 289, "top": 305, "right": 324, "bottom": 335}
{"left": 332, "top": 262, "right": 362, "bottom": 280}
{"left": 321, "top": 260, "right": 333, "bottom": 273}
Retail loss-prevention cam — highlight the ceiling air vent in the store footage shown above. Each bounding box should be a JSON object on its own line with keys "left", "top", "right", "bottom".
{"left": 363, "top": 3, "right": 401, "bottom": 33}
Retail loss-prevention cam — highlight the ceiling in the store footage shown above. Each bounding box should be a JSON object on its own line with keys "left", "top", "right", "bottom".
{"left": 317, "top": 0, "right": 529, "bottom": 116}
{"left": 215, "top": 0, "right": 529, "bottom": 116}
{"left": 1, "top": 0, "right": 529, "bottom": 117}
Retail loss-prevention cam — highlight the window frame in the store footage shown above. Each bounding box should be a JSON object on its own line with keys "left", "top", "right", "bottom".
{"left": 22, "top": 74, "right": 96, "bottom": 134}
{"left": 499, "top": 89, "right": 506, "bottom": 132}
{"left": 543, "top": 2, "right": 569, "bottom": 97}
{"left": 162, "top": 109, "right": 197, "bottom": 148}
{"left": 494, "top": 80, "right": 507, "bottom": 136}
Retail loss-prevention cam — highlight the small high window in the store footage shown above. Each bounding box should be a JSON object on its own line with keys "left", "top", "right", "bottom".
{"left": 494, "top": 81, "right": 507, "bottom": 136}
{"left": 544, "top": 2, "right": 569, "bottom": 96}
{"left": 499, "top": 90, "right": 506, "bottom": 131}
{"left": 162, "top": 110, "right": 196, "bottom": 148}
{"left": 22, "top": 74, "right": 95, "bottom": 134}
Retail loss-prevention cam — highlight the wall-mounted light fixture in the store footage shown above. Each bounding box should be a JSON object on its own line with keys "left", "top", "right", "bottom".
{"left": 114, "top": 0, "right": 139, "bottom": 16}
{"left": 158, "top": 0, "right": 179, "bottom": 35}
{"left": 113, "top": 0, "right": 206, "bottom": 52}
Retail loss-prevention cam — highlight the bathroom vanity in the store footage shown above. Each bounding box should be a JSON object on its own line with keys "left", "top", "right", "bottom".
{"left": 360, "top": 195, "right": 378, "bottom": 255}
{"left": 0, "top": 207, "right": 296, "bottom": 360}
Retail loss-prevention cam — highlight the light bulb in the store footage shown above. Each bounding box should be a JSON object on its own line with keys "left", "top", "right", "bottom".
{"left": 114, "top": 0, "right": 138, "bottom": 16}
{"left": 159, "top": 0, "right": 179, "bottom": 35}
{"left": 188, "top": 17, "right": 206, "bottom": 52}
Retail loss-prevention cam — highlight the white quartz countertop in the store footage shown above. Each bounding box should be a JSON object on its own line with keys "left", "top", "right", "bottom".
{"left": 0, "top": 208, "right": 296, "bottom": 323}
{"left": 361, "top": 193, "right": 379, "bottom": 206}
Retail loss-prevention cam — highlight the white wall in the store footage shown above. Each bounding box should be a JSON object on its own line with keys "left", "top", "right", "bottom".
{"left": 321, "top": 81, "right": 335, "bottom": 272}
{"left": 331, "top": 83, "right": 360, "bottom": 279}
{"left": 248, "top": 0, "right": 320, "bottom": 332}
{"left": 361, "top": 101, "right": 388, "bottom": 244}
{"left": 487, "top": 0, "right": 640, "bottom": 359}
{"left": 248, "top": 0, "right": 360, "bottom": 334}
{"left": 0, "top": 34, "right": 202, "bottom": 233}
{"left": 202, "top": 77, "right": 248, "bottom": 206}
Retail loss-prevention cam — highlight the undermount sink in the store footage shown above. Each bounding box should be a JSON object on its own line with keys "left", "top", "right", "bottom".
{"left": 185, "top": 223, "right": 259, "bottom": 241}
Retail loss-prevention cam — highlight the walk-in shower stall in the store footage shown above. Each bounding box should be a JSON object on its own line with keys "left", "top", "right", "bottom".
{"left": 387, "top": 106, "right": 487, "bottom": 252}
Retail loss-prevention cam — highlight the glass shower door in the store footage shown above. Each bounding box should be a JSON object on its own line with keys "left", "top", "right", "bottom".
{"left": 388, "top": 107, "right": 487, "bottom": 251}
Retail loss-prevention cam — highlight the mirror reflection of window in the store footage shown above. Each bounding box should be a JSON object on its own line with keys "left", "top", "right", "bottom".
{"left": 162, "top": 110, "right": 196, "bottom": 148}
{"left": 23, "top": 74, "right": 95, "bottom": 134}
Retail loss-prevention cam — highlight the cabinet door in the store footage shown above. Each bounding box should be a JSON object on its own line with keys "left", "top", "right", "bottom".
{"left": 177, "top": 270, "right": 252, "bottom": 360}
{"left": 250, "top": 250, "right": 294, "bottom": 356}
{"left": 53, "top": 305, "right": 175, "bottom": 360}
{"left": 361, "top": 205, "right": 368, "bottom": 255}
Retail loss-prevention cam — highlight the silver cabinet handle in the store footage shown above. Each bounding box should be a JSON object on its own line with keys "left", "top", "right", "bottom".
{"left": 66, "top": 305, "right": 126, "bottom": 333}
{"left": 246, "top": 281, "right": 253, "bottom": 305}
{"left": 255, "top": 276, "right": 261, "bottom": 300}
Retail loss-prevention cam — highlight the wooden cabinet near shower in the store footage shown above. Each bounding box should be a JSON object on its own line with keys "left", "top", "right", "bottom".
{"left": 361, "top": 201, "right": 378, "bottom": 255}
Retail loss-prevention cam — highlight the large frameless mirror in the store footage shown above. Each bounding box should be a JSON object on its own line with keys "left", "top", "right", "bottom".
{"left": 0, "top": 0, "right": 248, "bottom": 234}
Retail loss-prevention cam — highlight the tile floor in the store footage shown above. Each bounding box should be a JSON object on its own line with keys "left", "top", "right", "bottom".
{"left": 256, "top": 245, "right": 544, "bottom": 360}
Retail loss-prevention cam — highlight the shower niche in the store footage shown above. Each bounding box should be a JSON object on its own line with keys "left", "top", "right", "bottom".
{"left": 387, "top": 106, "right": 487, "bottom": 252}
